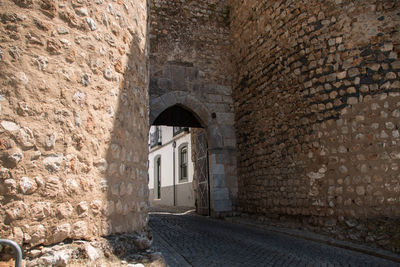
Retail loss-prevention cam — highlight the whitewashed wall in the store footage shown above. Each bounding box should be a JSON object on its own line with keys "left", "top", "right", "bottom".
{"left": 148, "top": 126, "right": 195, "bottom": 207}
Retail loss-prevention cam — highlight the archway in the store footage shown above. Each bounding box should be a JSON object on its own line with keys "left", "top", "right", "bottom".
{"left": 153, "top": 105, "right": 203, "bottom": 128}
{"left": 150, "top": 103, "right": 211, "bottom": 215}
{"left": 149, "top": 92, "right": 234, "bottom": 217}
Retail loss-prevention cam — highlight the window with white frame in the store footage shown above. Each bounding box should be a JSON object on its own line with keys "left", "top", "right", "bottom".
{"left": 179, "top": 144, "right": 188, "bottom": 181}
{"left": 155, "top": 156, "right": 161, "bottom": 199}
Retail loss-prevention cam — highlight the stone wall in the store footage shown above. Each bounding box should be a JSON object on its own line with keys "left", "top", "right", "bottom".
{"left": 230, "top": 0, "right": 400, "bottom": 251}
{"left": 0, "top": 0, "right": 150, "bottom": 249}
{"left": 149, "top": 0, "right": 238, "bottom": 214}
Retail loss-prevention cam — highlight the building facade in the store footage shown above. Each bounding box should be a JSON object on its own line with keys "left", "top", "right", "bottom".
{"left": 148, "top": 126, "right": 195, "bottom": 207}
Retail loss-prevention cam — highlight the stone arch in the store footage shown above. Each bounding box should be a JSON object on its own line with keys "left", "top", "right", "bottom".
{"left": 150, "top": 91, "right": 225, "bottom": 150}
{"left": 149, "top": 91, "right": 232, "bottom": 216}
{"left": 149, "top": 91, "right": 210, "bottom": 128}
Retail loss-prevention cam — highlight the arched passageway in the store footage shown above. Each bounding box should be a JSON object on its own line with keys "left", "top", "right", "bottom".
{"left": 148, "top": 0, "right": 237, "bottom": 217}
{"left": 149, "top": 92, "right": 237, "bottom": 216}
{"left": 153, "top": 105, "right": 203, "bottom": 128}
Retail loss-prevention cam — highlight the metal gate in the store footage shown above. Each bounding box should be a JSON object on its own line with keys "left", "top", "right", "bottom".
{"left": 196, "top": 130, "right": 210, "bottom": 216}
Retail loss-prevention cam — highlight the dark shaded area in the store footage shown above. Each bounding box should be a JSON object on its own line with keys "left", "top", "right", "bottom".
{"left": 150, "top": 212, "right": 399, "bottom": 267}
{"left": 102, "top": 3, "right": 153, "bottom": 260}
{"left": 153, "top": 105, "right": 203, "bottom": 127}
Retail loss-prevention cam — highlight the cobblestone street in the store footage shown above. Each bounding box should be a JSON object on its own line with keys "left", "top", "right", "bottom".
{"left": 149, "top": 209, "right": 398, "bottom": 267}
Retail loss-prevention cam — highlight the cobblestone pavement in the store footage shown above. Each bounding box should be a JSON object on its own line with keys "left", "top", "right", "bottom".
{"left": 149, "top": 210, "right": 398, "bottom": 267}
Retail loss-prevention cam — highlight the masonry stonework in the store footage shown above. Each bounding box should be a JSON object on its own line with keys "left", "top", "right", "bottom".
{"left": 231, "top": 0, "right": 400, "bottom": 251}
{"left": 149, "top": 0, "right": 237, "bottom": 214}
{"left": 1, "top": 0, "right": 399, "bottom": 261}
{"left": 0, "top": 0, "right": 150, "bottom": 252}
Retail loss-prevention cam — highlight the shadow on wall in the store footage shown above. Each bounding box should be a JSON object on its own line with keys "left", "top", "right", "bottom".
{"left": 102, "top": 22, "right": 152, "bottom": 257}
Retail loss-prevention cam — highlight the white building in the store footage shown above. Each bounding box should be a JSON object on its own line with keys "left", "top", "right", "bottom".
{"left": 148, "top": 126, "right": 195, "bottom": 207}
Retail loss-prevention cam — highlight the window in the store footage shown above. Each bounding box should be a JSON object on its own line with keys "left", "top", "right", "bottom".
{"left": 173, "top": 127, "right": 189, "bottom": 136}
{"left": 150, "top": 126, "right": 162, "bottom": 148}
{"left": 155, "top": 156, "right": 161, "bottom": 199}
{"left": 179, "top": 145, "right": 188, "bottom": 181}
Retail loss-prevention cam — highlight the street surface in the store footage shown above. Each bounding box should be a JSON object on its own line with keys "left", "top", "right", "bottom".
{"left": 149, "top": 209, "right": 398, "bottom": 267}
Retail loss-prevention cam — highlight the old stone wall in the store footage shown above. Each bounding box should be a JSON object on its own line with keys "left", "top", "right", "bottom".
{"left": 0, "top": 0, "right": 150, "bottom": 249}
{"left": 230, "top": 0, "right": 400, "bottom": 251}
{"left": 149, "top": 0, "right": 237, "bottom": 214}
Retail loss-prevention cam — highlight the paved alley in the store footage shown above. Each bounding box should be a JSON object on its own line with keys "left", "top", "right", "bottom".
{"left": 149, "top": 210, "right": 398, "bottom": 267}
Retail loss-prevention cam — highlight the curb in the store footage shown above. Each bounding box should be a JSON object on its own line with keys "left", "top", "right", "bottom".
{"left": 225, "top": 217, "right": 400, "bottom": 263}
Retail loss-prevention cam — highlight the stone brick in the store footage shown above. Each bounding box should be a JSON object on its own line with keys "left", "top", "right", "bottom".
{"left": 72, "top": 221, "right": 88, "bottom": 239}
{"left": 19, "top": 176, "right": 37, "bottom": 194}
{"left": 0, "top": 0, "right": 150, "bottom": 250}
{"left": 28, "top": 225, "right": 46, "bottom": 246}
{"left": 149, "top": 0, "right": 237, "bottom": 219}
{"left": 230, "top": 0, "right": 400, "bottom": 252}
{"left": 53, "top": 223, "right": 71, "bottom": 243}
{"left": 1, "top": 0, "right": 399, "bottom": 257}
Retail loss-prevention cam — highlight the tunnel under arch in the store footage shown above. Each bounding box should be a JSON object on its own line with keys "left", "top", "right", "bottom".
{"left": 149, "top": 91, "right": 235, "bottom": 216}
{"left": 152, "top": 105, "right": 203, "bottom": 128}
